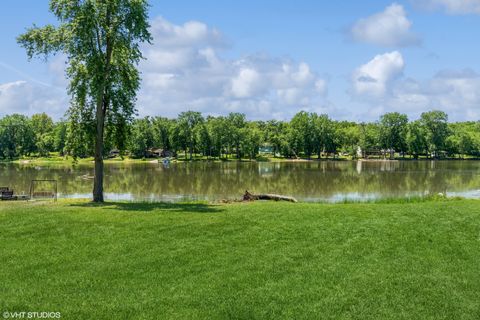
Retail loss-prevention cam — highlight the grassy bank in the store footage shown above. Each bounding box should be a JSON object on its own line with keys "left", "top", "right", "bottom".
{"left": 10, "top": 155, "right": 150, "bottom": 165}
{"left": 1, "top": 200, "right": 480, "bottom": 319}
{"left": 7, "top": 154, "right": 480, "bottom": 165}
{"left": 8, "top": 155, "right": 323, "bottom": 164}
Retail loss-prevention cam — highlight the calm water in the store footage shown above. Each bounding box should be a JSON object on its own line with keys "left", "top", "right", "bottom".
{"left": 1, "top": 160, "right": 480, "bottom": 202}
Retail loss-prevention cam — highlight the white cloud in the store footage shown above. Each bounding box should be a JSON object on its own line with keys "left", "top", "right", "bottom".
{"left": 138, "top": 17, "right": 329, "bottom": 120}
{"left": 149, "top": 17, "right": 225, "bottom": 48}
{"left": 230, "top": 68, "right": 264, "bottom": 98}
{"left": 315, "top": 79, "right": 327, "bottom": 94}
{"left": 352, "top": 51, "right": 404, "bottom": 97}
{"left": 0, "top": 81, "right": 67, "bottom": 118}
{"left": 414, "top": 0, "right": 480, "bottom": 14}
{"left": 350, "top": 52, "right": 480, "bottom": 121}
{"left": 0, "top": 17, "right": 329, "bottom": 121}
{"left": 393, "top": 69, "right": 480, "bottom": 119}
{"left": 350, "top": 3, "right": 420, "bottom": 47}
{"left": 292, "top": 63, "right": 315, "bottom": 85}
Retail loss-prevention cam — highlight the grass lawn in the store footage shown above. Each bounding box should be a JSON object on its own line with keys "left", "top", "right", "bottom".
{"left": 7, "top": 154, "right": 480, "bottom": 165}
{"left": 1, "top": 200, "right": 479, "bottom": 319}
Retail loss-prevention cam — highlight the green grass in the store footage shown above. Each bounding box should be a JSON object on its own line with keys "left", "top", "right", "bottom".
{"left": 1, "top": 200, "right": 480, "bottom": 319}
{"left": 8, "top": 153, "right": 351, "bottom": 164}
{"left": 6, "top": 153, "right": 480, "bottom": 164}
{"left": 12, "top": 155, "right": 149, "bottom": 164}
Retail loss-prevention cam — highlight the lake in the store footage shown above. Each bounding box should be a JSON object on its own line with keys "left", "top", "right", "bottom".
{"left": 1, "top": 160, "right": 480, "bottom": 202}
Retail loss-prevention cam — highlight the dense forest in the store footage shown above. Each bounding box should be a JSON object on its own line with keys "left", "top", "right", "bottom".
{"left": 0, "top": 110, "right": 479, "bottom": 160}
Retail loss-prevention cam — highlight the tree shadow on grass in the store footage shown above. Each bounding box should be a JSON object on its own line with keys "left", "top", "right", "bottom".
{"left": 69, "top": 201, "right": 225, "bottom": 214}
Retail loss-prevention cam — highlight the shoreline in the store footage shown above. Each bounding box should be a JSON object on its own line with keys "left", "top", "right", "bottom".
{"left": 3, "top": 157, "right": 480, "bottom": 165}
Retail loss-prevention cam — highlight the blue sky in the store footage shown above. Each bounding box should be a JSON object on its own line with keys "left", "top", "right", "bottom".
{"left": 1, "top": 0, "right": 480, "bottom": 121}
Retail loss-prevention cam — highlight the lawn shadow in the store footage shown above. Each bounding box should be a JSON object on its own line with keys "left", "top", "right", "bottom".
{"left": 69, "top": 201, "right": 225, "bottom": 214}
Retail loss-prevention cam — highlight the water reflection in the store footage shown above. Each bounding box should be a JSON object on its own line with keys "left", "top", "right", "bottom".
{"left": 1, "top": 160, "right": 480, "bottom": 202}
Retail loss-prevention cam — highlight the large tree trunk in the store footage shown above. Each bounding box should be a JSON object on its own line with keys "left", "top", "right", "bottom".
{"left": 93, "top": 101, "right": 105, "bottom": 202}
{"left": 92, "top": 25, "right": 113, "bottom": 203}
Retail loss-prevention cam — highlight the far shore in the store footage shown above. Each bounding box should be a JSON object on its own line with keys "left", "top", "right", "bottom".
{"left": 3, "top": 155, "right": 480, "bottom": 165}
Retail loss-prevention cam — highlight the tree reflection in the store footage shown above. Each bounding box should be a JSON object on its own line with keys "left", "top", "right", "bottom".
{"left": 1, "top": 161, "right": 480, "bottom": 201}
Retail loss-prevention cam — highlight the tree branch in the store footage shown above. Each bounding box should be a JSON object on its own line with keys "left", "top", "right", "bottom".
{"left": 17, "top": 24, "right": 66, "bottom": 60}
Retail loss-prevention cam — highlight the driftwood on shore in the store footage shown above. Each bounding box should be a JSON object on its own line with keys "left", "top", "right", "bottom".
{"left": 243, "top": 190, "right": 298, "bottom": 203}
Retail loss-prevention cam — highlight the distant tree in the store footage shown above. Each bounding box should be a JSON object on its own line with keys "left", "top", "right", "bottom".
{"left": 419, "top": 110, "right": 449, "bottom": 158}
{"left": 289, "top": 111, "right": 315, "bottom": 158}
{"left": 312, "top": 114, "right": 335, "bottom": 159}
{"left": 447, "top": 126, "right": 475, "bottom": 158}
{"left": 3, "top": 107, "right": 480, "bottom": 161}
{"left": 264, "top": 120, "right": 286, "bottom": 157}
{"left": 128, "top": 117, "right": 154, "bottom": 158}
{"left": 53, "top": 121, "right": 67, "bottom": 154}
{"left": 0, "top": 114, "right": 35, "bottom": 159}
{"left": 206, "top": 116, "right": 228, "bottom": 158}
{"left": 407, "top": 120, "right": 427, "bottom": 159}
{"left": 65, "top": 107, "right": 94, "bottom": 159}
{"left": 18, "top": 0, "right": 152, "bottom": 202}
{"left": 358, "top": 122, "right": 380, "bottom": 157}
{"left": 31, "top": 113, "right": 55, "bottom": 156}
{"left": 105, "top": 114, "right": 130, "bottom": 158}
{"left": 226, "top": 113, "right": 246, "bottom": 159}
{"left": 152, "top": 117, "right": 174, "bottom": 150}
{"left": 379, "top": 112, "right": 408, "bottom": 158}
{"left": 174, "top": 111, "right": 204, "bottom": 159}
{"left": 336, "top": 121, "right": 360, "bottom": 157}
{"left": 241, "top": 123, "right": 262, "bottom": 160}
{"left": 195, "top": 123, "right": 211, "bottom": 158}
{"left": 325, "top": 121, "right": 340, "bottom": 158}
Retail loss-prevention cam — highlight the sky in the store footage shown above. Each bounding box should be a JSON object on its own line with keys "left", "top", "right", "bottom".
{"left": 1, "top": 0, "right": 480, "bottom": 121}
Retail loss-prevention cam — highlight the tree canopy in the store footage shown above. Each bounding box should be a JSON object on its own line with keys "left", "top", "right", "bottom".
{"left": 3, "top": 110, "right": 479, "bottom": 162}
{"left": 18, "top": 0, "right": 151, "bottom": 201}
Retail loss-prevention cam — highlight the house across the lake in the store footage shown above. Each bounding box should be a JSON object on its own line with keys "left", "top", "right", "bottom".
{"left": 147, "top": 148, "right": 175, "bottom": 158}
{"left": 356, "top": 147, "right": 395, "bottom": 159}
{"left": 259, "top": 145, "right": 274, "bottom": 154}
{"left": 108, "top": 149, "right": 120, "bottom": 158}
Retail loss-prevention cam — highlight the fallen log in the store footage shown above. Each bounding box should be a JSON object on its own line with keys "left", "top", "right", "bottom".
{"left": 243, "top": 190, "right": 298, "bottom": 203}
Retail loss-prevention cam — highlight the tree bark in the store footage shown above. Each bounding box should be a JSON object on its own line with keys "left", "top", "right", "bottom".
{"left": 93, "top": 99, "right": 105, "bottom": 202}
{"left": 92, "top": 19, "right": 113, "bottom": 203}
{"left": 92, "top": 69, "right": 108, "bottom": 202}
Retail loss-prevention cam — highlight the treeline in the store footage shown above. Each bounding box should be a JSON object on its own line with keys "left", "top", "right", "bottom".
{"left": 1, "top": 110, "right": 480, "bottom": 160}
